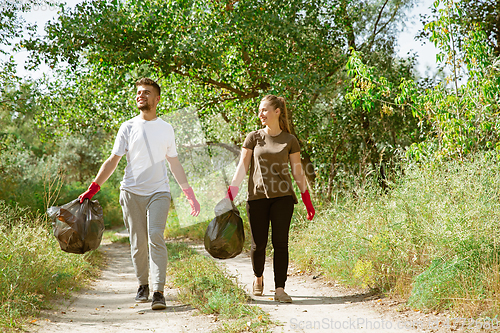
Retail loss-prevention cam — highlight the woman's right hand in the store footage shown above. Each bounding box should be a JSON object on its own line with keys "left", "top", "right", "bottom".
{"left": 226, "top": 186, "right": 239, "bottom": 201}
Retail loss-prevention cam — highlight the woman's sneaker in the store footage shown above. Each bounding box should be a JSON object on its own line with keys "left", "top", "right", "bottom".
{"left": 151, "top": 291, "right": 167, "bottom": 310}
{"left": 135, "top": 284, "right": 149, "bottom": 302}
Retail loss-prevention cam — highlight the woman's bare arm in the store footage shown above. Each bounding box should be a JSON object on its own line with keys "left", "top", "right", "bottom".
{"left": 230, "top": 148, "right": 253, "bottom": 187}
{"left": 289, "top": 152, "right": 307, "bottom": 193}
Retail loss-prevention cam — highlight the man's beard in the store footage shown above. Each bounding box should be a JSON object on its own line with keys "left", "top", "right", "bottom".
{"left": 138, "top": 102, "right": 152, "bottom": 112}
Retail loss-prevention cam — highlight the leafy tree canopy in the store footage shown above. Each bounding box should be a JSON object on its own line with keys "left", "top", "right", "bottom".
{"left": 24, "top": 0, "right": 418, "bottom": 190}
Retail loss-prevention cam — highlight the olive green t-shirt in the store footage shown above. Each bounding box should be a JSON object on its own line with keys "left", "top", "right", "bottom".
{"left": 242, "top": 129, "right": 300, "bottom": 204}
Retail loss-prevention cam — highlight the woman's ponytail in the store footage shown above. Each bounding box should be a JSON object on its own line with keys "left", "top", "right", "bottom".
{"left": 277, "top": 97, "right": 291, "bottom": 133}
{"left": 262, "top": 95, "right": 291, "bottom": 133}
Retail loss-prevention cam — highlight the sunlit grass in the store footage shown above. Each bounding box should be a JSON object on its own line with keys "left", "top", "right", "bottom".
{"left": 290, "top": 154, "right": 500, "bottom": 317}
{"left": 167, "top": 242, "right": 273, "bottom": 332}
{"left": 102, "top": 230, "right": 130, "bottom": 244}
{"left": 0, "top": 202, "right": 101, "bottom": 331}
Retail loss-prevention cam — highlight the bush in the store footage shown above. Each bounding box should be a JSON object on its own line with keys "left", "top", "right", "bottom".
{"left": 290, "top": 153, "right": 500, "bottom": 317}
{"left": 0, "top": 203, "right": 101, "bottom": 330}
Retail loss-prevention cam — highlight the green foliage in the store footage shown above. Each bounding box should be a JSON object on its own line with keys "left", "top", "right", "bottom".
{"left": 457, "top": 0, "right": 500, "bottom": 56}
{"left": 408, "top": 257, "right": 470, "bottom": 310}
{"left": 419, "top": 0, "right": 500, "bottom": 57}
{"left": 327, "top": 48, "right": 422, "bottom": 196}
{"left": 0, "top": 205, "right": 101, "bottom": 330}
{"left": 0, "top": 130, "right": 119, "bottom": 220}
{"left": 399, "top": 11, "right": 500, "bottom": 160}
{"left": 290, "top": 154, "right": 500, "bottom": 316}
{"left": 0, "top": 0, "right": 56, "bottom": 53}
{"left": 0, "top": 60, "right": 122, "bottom": 225}
{"left": 166, "top": 242, "right": 271, "bottom": 332}
{"left": 164, "top": 201, "right": 253, "bottom": 252}
{"left": 346, "top": 1, "right": 500, "bottom": 163}
{"left": 169, "top": 244, "right": 250, "bottom": 318}
{"left": 23, "top": 0, "right": 418, "bottom": 190}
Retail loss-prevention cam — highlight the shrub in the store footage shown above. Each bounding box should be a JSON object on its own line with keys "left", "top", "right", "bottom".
{"left": 0, "top": 203, "right": 101, "bottom": 330}
{"left": 290, "top": 153, "right": 500, "bottom": 317}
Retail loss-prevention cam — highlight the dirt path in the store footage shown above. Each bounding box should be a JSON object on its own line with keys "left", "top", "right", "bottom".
{"left": 30, "top": 239, "right": 453, "bottom": 333}
{"left": 195, "top": 245, "right": 431, "bottom": 333}
{"left": 29, "top": 241, "right": 219, "bottom": 333}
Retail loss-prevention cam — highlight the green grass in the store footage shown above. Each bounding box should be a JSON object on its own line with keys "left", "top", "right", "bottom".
{"left": 0, "top": 201, "right": 102, "bottom": 331}
{"left": 102, "top": 230, "right": 130, "bottom": 244}
{"left": 289, "top": 154, "right": 500, "bottom": 318}
{"left": 166, "top": 242, "right": 273, "bottom": 332}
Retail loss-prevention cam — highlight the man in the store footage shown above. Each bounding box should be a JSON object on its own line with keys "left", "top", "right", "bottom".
{"left": 79, "top": 78, "right": 200, "bottom": 310}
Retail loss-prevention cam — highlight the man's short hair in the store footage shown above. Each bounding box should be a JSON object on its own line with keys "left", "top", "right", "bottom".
{"left": 135, "top": 78, "right": 161, "bottom": 96}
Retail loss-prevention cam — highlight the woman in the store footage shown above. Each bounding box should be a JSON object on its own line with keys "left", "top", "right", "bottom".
{"left": 226, "top": 94, "right": 315, "bottom": 303}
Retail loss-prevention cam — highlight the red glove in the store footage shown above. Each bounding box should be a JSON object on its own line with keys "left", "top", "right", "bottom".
{"left": 183, "top": 187, "right": 200, "bottom": 217}
{"left": 225, "top": 186, "right": 239, "bottom": 201}
{"left": 79, "top": 182, "right": 101, "bottom": 203}
{"left": 301, "top": 190, "right": 315, "bottom": 221}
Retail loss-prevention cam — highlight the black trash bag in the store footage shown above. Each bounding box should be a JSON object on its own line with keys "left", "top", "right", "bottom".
{"left": 204, "top": 198, "right": 244, "bottom": 259}
{"left": 47, "top": 198, "right": 105, "bottom": 254}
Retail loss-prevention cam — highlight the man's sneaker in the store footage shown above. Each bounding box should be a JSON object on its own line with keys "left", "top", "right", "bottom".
{"left": 151, "top": 291, "right": 167, "bottom": 310}
{"left": 135, "top": 284, "right": 149, "bottom": 303}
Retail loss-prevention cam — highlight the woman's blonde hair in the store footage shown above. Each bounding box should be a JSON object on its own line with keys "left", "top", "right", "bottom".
{"left": 261, "top": 94, "right": 291, "bottom": 133}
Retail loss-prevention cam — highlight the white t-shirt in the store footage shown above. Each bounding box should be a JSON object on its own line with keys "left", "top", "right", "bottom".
{"left": 112, "top": 116, "right": 178, "bottom": 196}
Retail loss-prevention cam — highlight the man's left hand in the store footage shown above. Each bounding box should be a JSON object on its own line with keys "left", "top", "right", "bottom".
{"left": 182, "top": 187, "right": 200, "bottom": 216}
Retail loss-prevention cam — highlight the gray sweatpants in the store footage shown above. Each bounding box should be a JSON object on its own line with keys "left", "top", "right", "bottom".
{"left": 119, "top": 190, "right": 171, "bottom": 292}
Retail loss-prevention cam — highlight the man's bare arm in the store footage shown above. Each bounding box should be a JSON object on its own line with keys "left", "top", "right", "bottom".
{"left": 94, "top": 154, "right": 122, "bottom": 186}
{"left": 166, "top": 155, "right": 190, "bottom": 189}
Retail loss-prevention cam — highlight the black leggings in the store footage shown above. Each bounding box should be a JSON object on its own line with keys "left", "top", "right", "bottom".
{"left": 246, "top": 195, "right": 295, "bottom": 289}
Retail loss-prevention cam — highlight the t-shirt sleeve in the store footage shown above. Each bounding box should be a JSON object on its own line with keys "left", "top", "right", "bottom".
{"left": 166, "top": 124, "right": 178, "bottom": 158}
{"left": 242, "top": 131, "right": 256, "bottom": 150}
{"left": 111, "top": 124, "right": 128, "bottom": 157}
{"left": 289, "top": 135, "right": 301, "bottom": 154}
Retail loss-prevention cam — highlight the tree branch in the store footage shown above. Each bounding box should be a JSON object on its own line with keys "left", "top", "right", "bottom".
{"left": 171, "top": 68, "right": 259, "bottom": 99}
{"left": 0, "top": 98, "right": 27, "bottom": 104}
{"left": 361, "top": 0, "right": 399, "bottom": 51}
{"left": 372, "top": 0, "right": 390, "bottom": 41}
{"left": 179, "top": 141, "right": 240, "bottom": 158}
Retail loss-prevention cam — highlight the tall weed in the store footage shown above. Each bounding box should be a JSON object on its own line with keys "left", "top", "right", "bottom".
{"left": 0, "top": 203, "right": 101, "bottom": 330}
{"left": 290, "top": 154, "right": 500, "bottom": 317}
{"left": 166, "top": 242, "right": 271, "bottom": 332}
